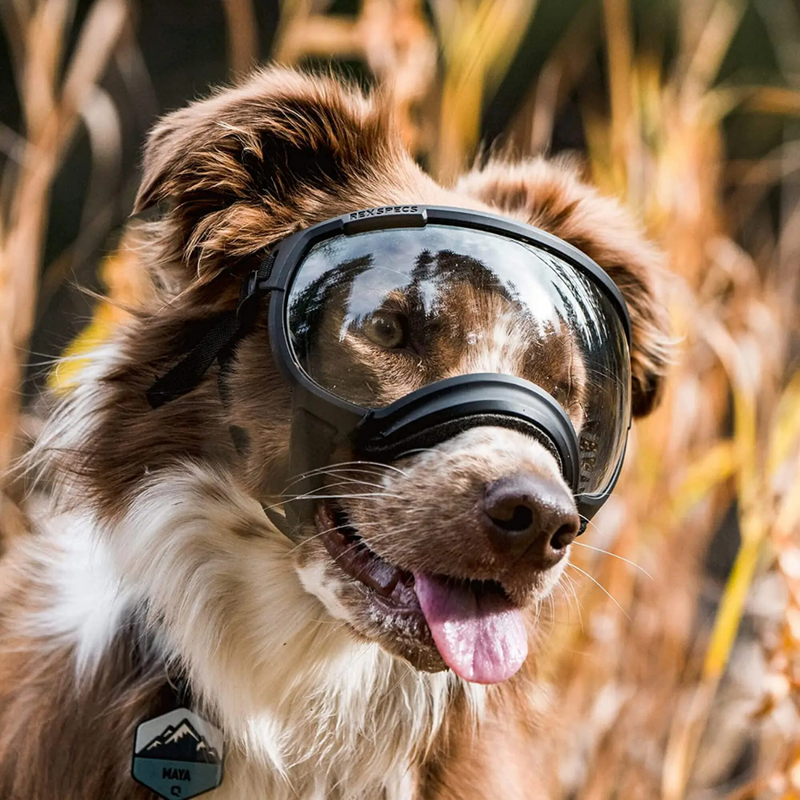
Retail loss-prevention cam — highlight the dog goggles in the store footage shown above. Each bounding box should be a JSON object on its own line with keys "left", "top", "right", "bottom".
{"left": 148, "top": 206, "right": 631, "bottom": 524}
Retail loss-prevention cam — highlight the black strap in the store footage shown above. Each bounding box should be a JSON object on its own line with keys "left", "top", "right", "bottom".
{"left": 146, "top": 252, "right": 276, "bottom": 409}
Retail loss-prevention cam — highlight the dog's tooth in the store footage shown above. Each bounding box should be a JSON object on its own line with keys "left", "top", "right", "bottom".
{"left": 366, "top": 558, "right": 400, "bottom": 595}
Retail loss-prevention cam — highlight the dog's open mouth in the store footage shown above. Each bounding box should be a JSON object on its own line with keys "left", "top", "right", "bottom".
{"left": 315, "top": 500, "right": 528, "bottom": 684}
{"left": 317, "top": 500, "right": 417, "bottom": 604}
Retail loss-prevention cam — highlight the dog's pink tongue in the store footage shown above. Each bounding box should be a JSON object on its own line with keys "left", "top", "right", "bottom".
{"left": 413, "top": 572, "right": 527, "bottom": 684}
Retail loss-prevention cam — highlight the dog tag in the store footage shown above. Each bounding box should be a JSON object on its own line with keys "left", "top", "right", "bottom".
{"left": 132, "top": 708, "right": 224, "bottom": 799}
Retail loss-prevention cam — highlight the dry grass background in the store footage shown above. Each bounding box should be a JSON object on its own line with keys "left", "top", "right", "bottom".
{"left": 2, "top": 0, "right": 800, "bottom": 797}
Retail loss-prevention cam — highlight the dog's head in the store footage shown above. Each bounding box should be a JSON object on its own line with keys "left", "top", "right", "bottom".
{"left": 67, "top": 68, "right": 669, "bottom": 688}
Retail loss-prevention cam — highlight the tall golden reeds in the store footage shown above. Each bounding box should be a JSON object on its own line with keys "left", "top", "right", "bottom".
{"left": 0, "top": 0, "right": 131, "bottom": 480}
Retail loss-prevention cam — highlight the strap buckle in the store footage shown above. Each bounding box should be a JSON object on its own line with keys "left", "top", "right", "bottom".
{"left": 237, "top": 250, "right": 276, "bottom": 320}
{"left": 240, "top": 267, "right": 261, "bottom": 306}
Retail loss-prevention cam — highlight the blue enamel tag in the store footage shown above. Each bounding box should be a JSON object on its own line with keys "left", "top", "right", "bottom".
{"left": 132, "top": 708, "right": 224, "bottom": 799}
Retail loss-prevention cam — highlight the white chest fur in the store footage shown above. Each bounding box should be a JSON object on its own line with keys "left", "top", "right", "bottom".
{"left": 30, "top": 465, "right": 484, "bottom": 799}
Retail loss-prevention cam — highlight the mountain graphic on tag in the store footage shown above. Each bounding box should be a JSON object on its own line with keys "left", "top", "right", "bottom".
{"left": 140, "top": 719, "right": 221, "bottom": 763}
{"left": 132, "top": 708, "right": 224, "bottom": 799}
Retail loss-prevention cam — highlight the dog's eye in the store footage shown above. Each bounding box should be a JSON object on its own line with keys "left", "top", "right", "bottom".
{"left": 363, "top": 312, "right": 408, "bottom": 350}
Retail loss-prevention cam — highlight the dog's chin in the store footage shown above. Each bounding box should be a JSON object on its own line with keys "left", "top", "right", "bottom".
{"left": 294, "top": 500, "right": 559, "bottom": 676}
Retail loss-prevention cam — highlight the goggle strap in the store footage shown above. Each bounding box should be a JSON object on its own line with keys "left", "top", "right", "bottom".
{"left": 145, "top": 251, "right": 275, "bottom": 409}
{"left": 145, "top": 311, "right": 240, "bottom": 408}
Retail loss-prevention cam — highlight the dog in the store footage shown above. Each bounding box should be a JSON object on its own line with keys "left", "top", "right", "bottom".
{"left": 0, "top": 67, "right": 669, "bottom": 799}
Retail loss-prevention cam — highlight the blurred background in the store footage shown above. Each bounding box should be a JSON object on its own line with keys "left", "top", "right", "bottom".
{"left": 2, "top": 0, "right": 800, "bottom": 796}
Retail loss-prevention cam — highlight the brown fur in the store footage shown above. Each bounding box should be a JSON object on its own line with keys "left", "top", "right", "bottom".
{"left": 0, "top": 547, "right": 172, "bottom": 799}
{"left": 3, "top": 67, "right": 670, "bottom": 798}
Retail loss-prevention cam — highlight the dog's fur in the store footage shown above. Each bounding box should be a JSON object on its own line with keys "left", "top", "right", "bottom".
{"left": 0, "top": 68, "right": 670, "bottom": 799}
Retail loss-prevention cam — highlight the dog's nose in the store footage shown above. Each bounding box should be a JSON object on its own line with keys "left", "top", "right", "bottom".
{"left": 482, "top": 473, "right": 580, "bottom": 569}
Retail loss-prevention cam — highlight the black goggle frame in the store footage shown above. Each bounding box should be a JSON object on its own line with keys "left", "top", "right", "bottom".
{"left": 148, "top": 205, "right": 632, "bottom": 533}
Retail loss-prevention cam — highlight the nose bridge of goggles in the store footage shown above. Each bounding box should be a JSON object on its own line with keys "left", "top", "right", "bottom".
{"left": 354, "top": 374, "right": 580, "bottom": 486}
{"left": 281, "top": 373, "right": 589, "bottom": 537}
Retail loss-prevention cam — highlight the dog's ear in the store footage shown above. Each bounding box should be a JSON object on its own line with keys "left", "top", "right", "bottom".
{"left": 455, "top": 157, "right": 671, "bottom": 417}
{"left": 134, "top": 68, "right": 409, "bottom": 289}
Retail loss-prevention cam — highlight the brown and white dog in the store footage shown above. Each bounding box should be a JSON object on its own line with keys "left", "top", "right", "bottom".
{"left": 0, "top": 68, "right": 669, "bottom": 799}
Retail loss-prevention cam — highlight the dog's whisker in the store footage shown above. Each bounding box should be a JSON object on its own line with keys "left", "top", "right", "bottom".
{"left": 285, "top": 519, "right": 386, "bottom": 554}
{"left": 262, "top": 492, "right": 404, "bottom": 514}
{"left": 282, "top": 460, "right": 408, "bottom": 488}
{"left": 285, "top": 492, "right": 404, "bottom": 502}
{"left": 284, "top": 517, "right": 412, "bottom": 566}
{"left": 278, "top": 469, "right": 401, "bottom": 497}
{"left": 554, "top": 584, "right": 573, "bottom": 627}
{"left": 281, "top": 470, "right": 390, "bottom": 489}
{"left": 327, "top": 526, "right": 414, "bottom": 564}
{"left": 553, "top": 582, "right": 569, "bottom": 623}
{"left": 277, "top": 479, "right": 392, "bottom": 498}
{"left": 571, "top": 541, "right": 653, "bottom": 580}
{"left": 561, "top": 573, "right": 584, "bottom": 631}
{"left": 285, "top": 524, "right": 355, "bottom": 555}
{"left": 566, "top": 563, "right": 630, "bottom": 620}
{"left": 541, "top": 593, "right": 556, "bottom": 638}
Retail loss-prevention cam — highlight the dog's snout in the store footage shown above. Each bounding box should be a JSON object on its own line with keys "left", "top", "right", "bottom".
{"left": 482, "top": 473, "right": 580, "bottom": 568}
